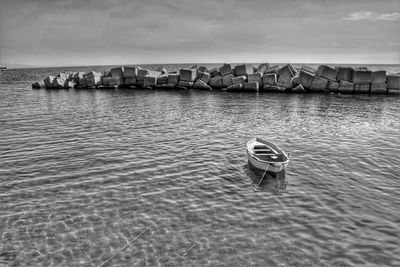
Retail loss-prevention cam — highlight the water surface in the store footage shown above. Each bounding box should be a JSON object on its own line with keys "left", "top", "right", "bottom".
{"left": 1, "top": 66, "right": 400, "bottom": 266}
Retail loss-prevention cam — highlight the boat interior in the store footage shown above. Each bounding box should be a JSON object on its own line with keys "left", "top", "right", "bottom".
{"left": 252, "top": 144, "right": 286, "bottom": 162}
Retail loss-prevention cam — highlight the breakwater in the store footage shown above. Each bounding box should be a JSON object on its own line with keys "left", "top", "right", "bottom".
{"left": 32, "top": 63, "right": 400, "bottom": 95}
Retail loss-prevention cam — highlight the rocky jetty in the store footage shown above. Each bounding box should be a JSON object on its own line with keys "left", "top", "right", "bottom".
{"left": 33, "top": 63, "right": 400, "bottom": 95}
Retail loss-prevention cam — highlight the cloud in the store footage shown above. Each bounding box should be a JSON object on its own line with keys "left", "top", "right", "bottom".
{"left": 343, "top": 11, "right": 400, "bottom": 21}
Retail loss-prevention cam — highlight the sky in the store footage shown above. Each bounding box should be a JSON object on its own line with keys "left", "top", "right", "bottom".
{"left": 0, "top": 0, "right": 399, "bottom": 66}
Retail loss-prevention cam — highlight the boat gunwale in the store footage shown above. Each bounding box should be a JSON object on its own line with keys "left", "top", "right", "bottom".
{"left": 246, "top": 138, "right": 290, "bottom": 164}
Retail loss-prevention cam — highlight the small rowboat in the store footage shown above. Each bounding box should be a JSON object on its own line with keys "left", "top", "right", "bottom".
{"left": 246, "top": 138, "right": 290, "bottom": 175}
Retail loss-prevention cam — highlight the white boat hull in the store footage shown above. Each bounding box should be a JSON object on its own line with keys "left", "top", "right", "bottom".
{"left": 246, "top": 138, "right": 290, "bottom": 174}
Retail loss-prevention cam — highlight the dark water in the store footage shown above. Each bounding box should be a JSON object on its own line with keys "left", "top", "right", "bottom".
{"left": 1, "top": 65, "right": 400, "bottom": 266}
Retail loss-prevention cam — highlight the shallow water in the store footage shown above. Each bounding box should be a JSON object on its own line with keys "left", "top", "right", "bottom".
{"left": 1, "top": 66, "right": 400, "bottom": 266}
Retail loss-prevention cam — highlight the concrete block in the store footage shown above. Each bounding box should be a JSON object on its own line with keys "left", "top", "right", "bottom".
{"left": 277, "top": 65, "right": 295, "bottom": 88}
{"left": 338, "top": 81, "right": 354, "bottom": 93}
{"left": 291, "top": 84, "right": 306, "bottom": 93}
{"left": 327, "top": 80, "right": 339, "bottom": 92}
{"left": 262, "top": 85, "right": 285, "bottom": 92}
{"left": 78, "top": 77, "right": 87, "bottom": 87}
{"left": 209, "top": 67, "right": 219, "bottom": 77}
{"left": 265, "top": 65, "right": 280, "bottom": 74}
{"left": 123, "top": 66, "right": 138, "bottom": 77}
{"left": 336, "top": 67, "right": 354, "bottom": 82}
{"left": 247, "top": 73, "right": 262, "bottom": 85}
{"left": 156, "top": 75, "right": 168, "bottom": 85}
{"left": 256, "top": 63, "right": 269, "bottom": 74}
{"left": 86, "top": 75, "right": 102, "bottom": 87}
{"left": 198, "top": 66, "right": 208, "bottom": 73}
{"left": 209, "top": 76, "right": 223, "bottom": 88}
{"left": 179, "top": 68, "right": 197, "bottom": 81}
{"left": 219, "top": 64, "right": 232, "bottom": 77}
{"left": 387, "top": 74, "right": 400, "bottom": 89}
{"left": 137, "top": 68, "right": 150, "bottom": 81}
{"left": 354, "top": 84, "right": 370, "bottom": 94}
{"left": 44, "top": 76, "right": 55, "bottom": 88}
{"left": 57, "top": 73, "right": 68, "bottom": 80}
{"left": 232, "top": 75, "right": 246, "bottom": 85}
{"left": 222, "top": 74, "right": 234, "bottom": 87}
{"left": 193, "top": 79, "right": 212, "bottom": 90}
{"left": 370, "top": 83, "right": 387, "bottom": 94}
{"left": 352, "top": 70, "right": 372, "bottom": 84}
{"left": 316, "top": 65, "right": 338, "bottom": 81}
{"left": 108, "top": 76, "right": 124, "bottom": 86}
{"left": 262, "top": 73, "right": 277, "bottom": 86}
{"left": 291, "top": 75, "right": 300, "bottom": 86}
{"left": 52, "top": 77, "right": 66, "bottom": 88}
{"left": 124, "top": 77, "right": 137, "bottom": 86}
{"left": 371, "top": 71, "right": 386, "bottom": 84}
{"left": 301, "top": 65, "right": 316, "bottom": 74}
{"left": 64, "top": 81, "right": 76, "bottom": 89}
{"left": 199, "top": 72, "right": 211, "bottom": 84}
{"left": 143, "top": 75, "right": 157, "bottom": 87}
{"left": 226, "top": 84, "right": 243, "bottom": 92}
{"left": 32, "top": 81, "right": 45, "bottom": 89}
{"left": 309, "top": 76, "right": 328, "bottom": 92}
{"left": 111, "top": 67, "right": 124, "bottom": 77}
{"left": 178, "top": 81, "right": 193, "bottom": 88}
{"left": 234, "top": 64, "right": 253, "bottom": 76}
{"left": 168, "top": 74, "right": 180, "bottom": 85}
{"left": 298, "top": 69, "right": 315, "bottom": 88}
{"left": 243, "top": 82, "right": 259, "bottom": 92}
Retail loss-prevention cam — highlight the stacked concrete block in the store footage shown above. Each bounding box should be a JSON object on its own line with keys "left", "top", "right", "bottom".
{"left": 256, "top": 63, "right": 269, "bottom": 74}
{"left": 234, "top": 64, "right": 253, "bottom": 76}
{"left": 32, "top": 81, "right": 45, "bottom": 89}
{"left": 199, "top": 72, "right": 211, "bottom": 84}
{"left": 178, "top": 81, "right": 193, "bottom": 88}
{"left": 52, "top": 77, "right": 66, "bottom": 88}
{"left": 209, "top": 76, "right": 223, "bottom": 88}
{"left": 298, "top": 69, "right": 315, "bottom": 89}
{"left": 243, "top": 82, "right": 259, "bottom": 92}
{"left": 124, "top": 77, "right": 137, "bottom": 86}
{"left": 370, "top": 83, "right": 387, "bottom": 94}
{"left": 179, "top": 68, "right": 197, "bottom": 82}
{"left": 232, "top": 76, "right": 246, "bottom": 85}
{"left": 336, "top": 67, "right": 354, "bottom": 82}
{"left": 222, "top": 74, "right": 234, "bottom": 87}
{"left": 44, "top": 76, "right": 55, "bottom": 88}
{"left": 156, "top": 74, "right": 168, "bottom": 85}
{"left": 104, "top": 76, "right": 124, "bottom": 86}
{"left": 219, "top": 64, "right": 233, "bottom": 77}
{"left": 262, "top": 73, "right": 278, "bottom": 86}
{"left": 262, "top": 85, "right": 286, "bottom": 92}
{"left": 193, "top": 79, "right": 212, "bottom": 90}
{"left": 277, "top": 65, "right": 296, "bottom": 88}
{"left": 370, "top": 70, "right": 387, "bottom": 94}
{"left": 247, "top": 73, "right": 262, "bottom": 86}
{"left": 78, "top": 77, "right": 88, "bottom": 88}
{"left": 338, "top": 81, "right": 354, "bottom": 93}
{"left": 86, "top": 71, "right": 102, "bottom": 87}
{"left": 137, "top": 68, "right": 150, "bottom": 82}
{"left": 143, "top": 75, "right": 158, "bottom": 87}
{"left": 73, "top": 72, "right": 85, "bottom": 83}
{"left": 111, "top": 67, "right": 124, "bottom": 77}
{"left": 265, "top": 65, "right": 280, "bottom": 74}
{"left": 309, "top": 76, "right": 328, "bottom": 92}
{"left": 209, "top": 67, "right": 219, "bottom": 77}
{"left": 352, "top": 70, "right": 372, "bottom": 93}
{"left": 57, "top": 73, "right": 68, "bottom": 80}
{"left": 123, "top": 67, "right": 138, "bottom": 78}
{"left": 327, "top": 81, "right": 339, "bottom": 92}
{"left": 164, "top": 73, "right": 178, "bottom": 85}
{"left": 387, "top": 74, "right": 400, "bottom": 94}
{"left": 371, "top": 71, "right": 386, "bottom": 84}
{"left": 316, "top": 65, "right": 338, "bottom": 81}
{"left": 352, "top": 70, "right": 372, "bottom": 84}
{"left": 64, "top": 81, "right": 76, "bottom": 89}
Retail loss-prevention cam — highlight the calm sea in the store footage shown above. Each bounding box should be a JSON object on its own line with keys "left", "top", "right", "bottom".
{"left": 1, "top": 64, "right": 400, "bottom": 266}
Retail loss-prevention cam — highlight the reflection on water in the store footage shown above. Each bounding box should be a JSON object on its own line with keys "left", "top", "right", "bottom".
{"left": 1, "top": 72, "right": 400, "bottom": 266}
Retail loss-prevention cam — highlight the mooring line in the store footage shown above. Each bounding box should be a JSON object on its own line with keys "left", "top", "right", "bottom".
{"left": 97, "top": 223, "right": 154, "bottom": 267}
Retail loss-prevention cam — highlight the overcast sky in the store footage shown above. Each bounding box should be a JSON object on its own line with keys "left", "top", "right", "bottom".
{"left": 0, "top": 0, "right": 399, "bottom": 66}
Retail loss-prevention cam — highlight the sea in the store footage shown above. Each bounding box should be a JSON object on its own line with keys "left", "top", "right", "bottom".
{"left": 1, "top": 63, "right": 400, "bottom": 267}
